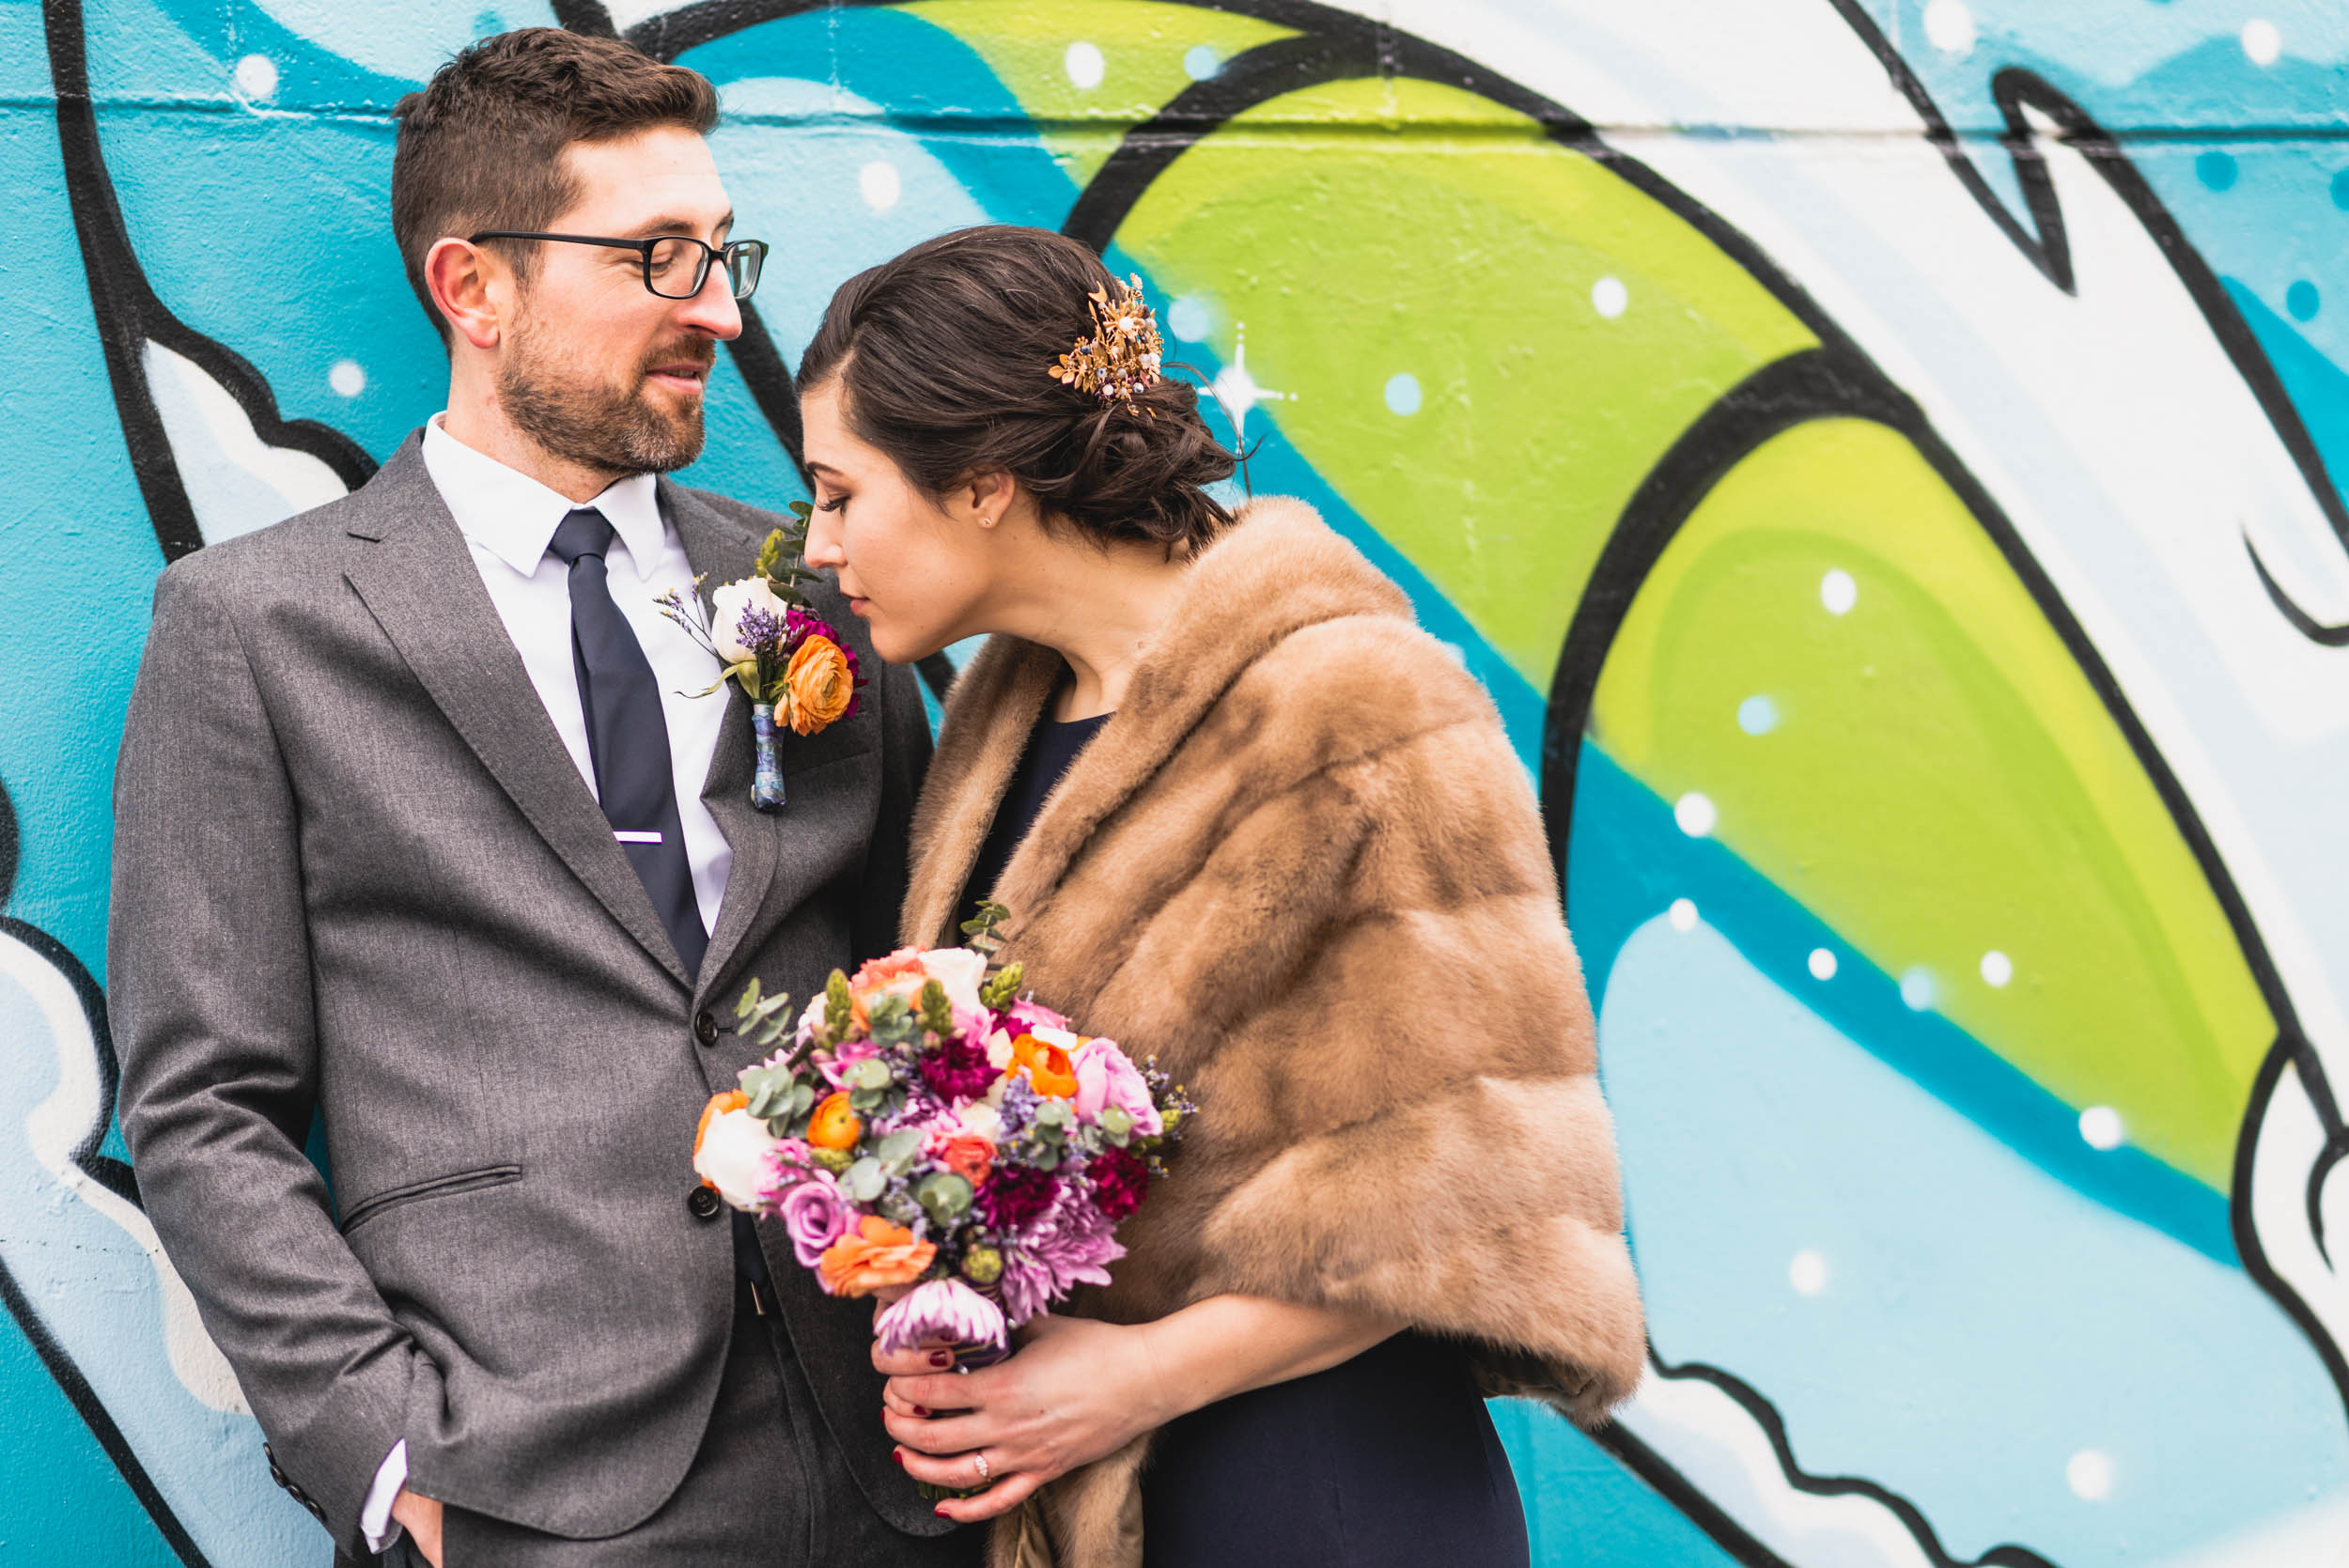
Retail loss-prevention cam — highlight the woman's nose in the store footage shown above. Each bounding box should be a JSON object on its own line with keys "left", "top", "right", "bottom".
{"left": 804, "top": 508, "right": 846, "bottom": 568}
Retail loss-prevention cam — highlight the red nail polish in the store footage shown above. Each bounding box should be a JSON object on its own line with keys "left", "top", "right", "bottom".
{"left": 891, "top": 1450, "right": 904, "bottom": 1467}
{"left": 929, "top": 1351, "right": 953, "bottom": 1369}
{"left": 912, "top": 1405, "right": 930, "bottom": 1418}
{"left": 934, "top": 1505, "right": 952, "bottom": 1518}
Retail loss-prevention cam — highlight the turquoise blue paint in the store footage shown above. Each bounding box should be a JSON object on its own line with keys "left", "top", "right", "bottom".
{"left": 2228, "top": 275, "right": 2349, "bottom": 506}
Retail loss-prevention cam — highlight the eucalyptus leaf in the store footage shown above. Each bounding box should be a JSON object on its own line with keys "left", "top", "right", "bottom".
{"left": 849, "top": 1085, "right": 883, "bottom": 1112}
{"left": 876, "top": 1128, "right": 925, "bottom": 1170}
{"left": 851, "top": 1057, "right": 894, "bottom": 1092}
{"left": 846, "top": 1158, "right": 886, "bottom": 1203}
{"left": 733, "top": 978, "right": 763, "bottom": 1020}
{"left": 915, "top": 1172, "right": 973, "bottom": 1223}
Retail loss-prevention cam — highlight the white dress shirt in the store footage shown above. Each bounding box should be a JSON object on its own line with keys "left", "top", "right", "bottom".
{"left": 363, "top": 417, "right": 734, "bottom": 1550}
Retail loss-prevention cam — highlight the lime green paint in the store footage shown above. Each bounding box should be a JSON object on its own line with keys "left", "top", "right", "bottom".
{"left": 1114, "top": 76, "right": 1816, "bottom": 684}
{"left": 1591, "top": 419, "right": 2273, "bottom": 1191}
{"left": 895, "top": 0, "right": 1297, "bottom": 185}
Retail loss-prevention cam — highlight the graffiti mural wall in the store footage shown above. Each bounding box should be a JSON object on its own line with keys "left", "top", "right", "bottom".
{"left": 4, "top": 0, "right": 2347, "bottom": 1561}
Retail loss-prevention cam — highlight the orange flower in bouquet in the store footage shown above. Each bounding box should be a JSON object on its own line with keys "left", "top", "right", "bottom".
{"left": 818, "top": 1216, "right": 936, "bottom": 1297}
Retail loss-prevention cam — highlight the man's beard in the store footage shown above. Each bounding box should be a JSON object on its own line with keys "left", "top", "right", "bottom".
{"left": 497, "top": 320, "right": 715, "bottom": 476}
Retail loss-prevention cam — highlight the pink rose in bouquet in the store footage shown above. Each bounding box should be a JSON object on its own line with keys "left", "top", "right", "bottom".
{"left": 690, "top": 904, "right": 1193, "bottom": 1365}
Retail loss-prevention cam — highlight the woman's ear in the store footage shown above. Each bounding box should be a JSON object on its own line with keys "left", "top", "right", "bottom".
{"left": 958, "top": 470, "right": 1019, "bottom": 530}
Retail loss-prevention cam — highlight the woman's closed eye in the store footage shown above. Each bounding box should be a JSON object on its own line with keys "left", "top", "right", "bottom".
{"left": 817, "top": 493, "right": 848, "bottom": 513}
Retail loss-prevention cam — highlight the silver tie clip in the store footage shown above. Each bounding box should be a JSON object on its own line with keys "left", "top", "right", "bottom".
{"left": 614, "top": 830, "right": 664, "bottom": 845}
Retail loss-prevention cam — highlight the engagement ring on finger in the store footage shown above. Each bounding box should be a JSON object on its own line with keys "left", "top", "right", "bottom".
{"left": 973, "top": 1452, "right": 991, "bottom": 1484}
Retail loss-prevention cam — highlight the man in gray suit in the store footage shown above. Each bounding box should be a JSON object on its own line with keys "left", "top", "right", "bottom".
{"left": 108, "top": 29, "right": 972, "bottom": 1567}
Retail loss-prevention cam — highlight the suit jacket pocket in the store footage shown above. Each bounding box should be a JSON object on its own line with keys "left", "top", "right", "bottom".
{"left": 338, "top": 1164, "right": 522, "bottom": 1235}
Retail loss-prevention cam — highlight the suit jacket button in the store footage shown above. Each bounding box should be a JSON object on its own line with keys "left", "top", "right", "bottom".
{"left": 688, "top": 1185, "right": 723, "bottom": 1221}
{"left": 693, "top": 1009, "right": 719, "bottom": 1046}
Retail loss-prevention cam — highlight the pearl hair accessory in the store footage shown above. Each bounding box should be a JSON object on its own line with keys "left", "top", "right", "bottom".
{"left": 1046, "top": 274, "right": 1165, "bottom": 411}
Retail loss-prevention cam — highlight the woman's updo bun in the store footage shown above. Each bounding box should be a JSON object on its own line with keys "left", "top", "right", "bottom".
{"left": 798, "top": 225, "right": 1237, "bottom": 553}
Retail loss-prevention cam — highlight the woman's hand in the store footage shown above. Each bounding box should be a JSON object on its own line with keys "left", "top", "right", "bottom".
{"left": 877, "top": 1313, "right": 1173, "bottom": 1523}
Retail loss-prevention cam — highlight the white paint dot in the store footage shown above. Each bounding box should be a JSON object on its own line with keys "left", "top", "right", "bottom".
{"left": 1923, "top": 0, "right": 1976, "bottom": 55}
{"left": 1737, "top": 694, "right": 1780, "bottom": 736}
{"left": 1183, "top": 44, "right": 1221, "bottom": 80}
{"left": 1820, "top": 568, "right": 1858, "bottom": 615}
{"left": 1383, "top": 372, "right": 1423, "bottom": 416}
{"left": 2242, "top": 19, "right": 2281, "bottom": 67}
{"left": 234, "top": 54, "right": 278, "bottom": 100}
{"left": 1065, "top": 40, "right": 1106, "bottom": 89}
{"left": 1668, "top": 897, "right": 1698, "bottom": 932}
{"left": 2079, "top": 1106, "right": 2125, "bottom": 1151}
{"left": 328, "top": 359, "right": 366, "bottom": 397}
{"left": 1673, "top": 792, "right": 1717, "bottom": 838}
{"left": 2066, "top": 1448, "right": 2115, "bottom": 1501}
{"left": 858, "top": 161, "right": 901, "bottom": 211}
{"left": 1809, "top": 948, "right": 1839, "bottom": 981}
{"left": 1591, "top": 275, "right": 1628, "bottom": 318}
{"left": 1788, "top": 1250, "right": 1828, "bottom": 1296}
{"left": 1167, "top": 294, "right": 1211, "bottom": 341}
{"left": 1980, "top": 949, "right": 2014, "bottom": 987}
{"left": 1900, "top": 968, "right": 1937, "bottom": 1011}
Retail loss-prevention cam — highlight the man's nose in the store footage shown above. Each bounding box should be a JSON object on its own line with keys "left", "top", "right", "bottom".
{"left": 675, "top": 259, "right": 742, "bottom": 340}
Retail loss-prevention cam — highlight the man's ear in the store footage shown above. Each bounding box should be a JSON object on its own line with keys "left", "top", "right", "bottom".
{"left": 425, "top": 237, "right": 506, "bottom": 352}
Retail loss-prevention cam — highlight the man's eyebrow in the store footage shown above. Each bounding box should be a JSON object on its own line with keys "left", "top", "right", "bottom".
{"left": 621, "top": 211, "right": 736, "bottom": 240}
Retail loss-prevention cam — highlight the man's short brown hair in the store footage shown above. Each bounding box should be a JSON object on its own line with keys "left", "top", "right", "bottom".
{"left": 391, "top": 29, "right": 721, "bottom": 342}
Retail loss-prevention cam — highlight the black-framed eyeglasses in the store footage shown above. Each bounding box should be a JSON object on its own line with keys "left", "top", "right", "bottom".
{"left": 468, "top": 230, "right": 768, "bottom": 301}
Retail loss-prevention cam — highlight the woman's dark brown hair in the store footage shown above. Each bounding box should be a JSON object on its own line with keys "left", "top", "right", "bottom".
{"left": 798, "top": 226, "right": 1238, "bottom": 553}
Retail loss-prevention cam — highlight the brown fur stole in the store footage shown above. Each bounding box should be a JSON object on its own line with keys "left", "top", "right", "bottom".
{"left": 899, "top": 498, "right": 1646, "bottom": 1568}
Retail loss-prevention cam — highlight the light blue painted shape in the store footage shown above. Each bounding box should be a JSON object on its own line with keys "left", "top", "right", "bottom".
{"left": 1574, "top": 742, "right": 2349, "bottom": 1565}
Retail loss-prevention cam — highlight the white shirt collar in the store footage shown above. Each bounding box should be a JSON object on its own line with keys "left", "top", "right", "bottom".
{"left": 422, "top": 413, "right": 668, "bottom": 581}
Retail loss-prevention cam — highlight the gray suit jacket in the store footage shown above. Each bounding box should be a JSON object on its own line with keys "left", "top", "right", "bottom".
{"left": 108, "top": 436, "right": 941, "bottom": 1556}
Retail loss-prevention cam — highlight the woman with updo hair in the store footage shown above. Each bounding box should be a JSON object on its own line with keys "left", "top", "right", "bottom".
{"left": 798, "top": 225, "right": 1644, "bottom": 1568}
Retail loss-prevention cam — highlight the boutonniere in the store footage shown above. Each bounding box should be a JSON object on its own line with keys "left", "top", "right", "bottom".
{"left": 659, "top": 501, "right": 863, "bottom": 813}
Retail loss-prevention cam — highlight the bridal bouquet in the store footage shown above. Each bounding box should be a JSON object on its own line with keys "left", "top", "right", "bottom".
{"left": 656, "top": 500, "right": 862, "bottom": 812}
{"left": 692, "top": 906, "right": 1193, "bottom": 1361}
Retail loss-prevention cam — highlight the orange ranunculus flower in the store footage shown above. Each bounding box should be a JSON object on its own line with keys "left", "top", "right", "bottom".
{"left": 818, "top": 1215, "right": 936, "bottom": 1297}
{"left": 849, "top": 948, "right": 926, "bottom": 992}
{"left": 1009, "top": 1034, "right": 1078, "bottom": 1098}
{"left": 785, "top": 635, "right": 855, "bottom": 736}
{"left": 936, "top": 1134, "right": 995, "bottom": 1188}
{"left": 693, "top": 1090, "right": 748, "bottom": 1157}
{"left": 806, "top": 1090, "right": 863, "bottom": 1150}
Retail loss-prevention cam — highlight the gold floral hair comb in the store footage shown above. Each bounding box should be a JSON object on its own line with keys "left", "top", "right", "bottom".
{"left": 1047, "top": 274, "right": 1165, "bottom": 410}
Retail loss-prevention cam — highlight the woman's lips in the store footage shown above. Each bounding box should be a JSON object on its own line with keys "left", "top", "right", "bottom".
{"left": 846, "top": 597, "right": 871, "bottom": 617}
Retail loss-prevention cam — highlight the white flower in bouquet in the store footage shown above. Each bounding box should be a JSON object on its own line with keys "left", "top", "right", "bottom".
{"left": 709, "top": 576, "right": 786, "bottom": 664}
{"left": 918, "top": 947, "right": 988, "bottom": 1017}
{"left": 693, "top": 1105, "right": 782, "bottom": 1210}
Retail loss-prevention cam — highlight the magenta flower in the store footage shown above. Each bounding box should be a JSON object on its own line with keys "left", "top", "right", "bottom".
{"left": 921, "top": 1032, "right": 998, "bottom": 1102}
{"left": 1072, "top": 1037, "right": 1163, "bottom": 1138}
{"left": 1086, "top": 1146, "right": 1148, "bottom": 1221}
{"left": 779, "top": 1175, "right": 856, "bottom": 1267}
{"left": 1003, "top": 998, "right": 1072, "bottom": 1036}
{"left": 977, "top": 1165, "right": 1059, "bottom": 1232}
{"left": 818, "top": 1037, "right": 879, "bottom": 1090}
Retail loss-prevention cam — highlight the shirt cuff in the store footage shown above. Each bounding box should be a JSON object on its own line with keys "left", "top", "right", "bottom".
{"left": 361, "top": 1438, "right": 409, "bottom": 1554}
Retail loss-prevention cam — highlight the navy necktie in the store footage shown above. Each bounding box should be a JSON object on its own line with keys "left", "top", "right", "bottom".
{"left": 549, "top": 508, "right": 708, "bottom": 982}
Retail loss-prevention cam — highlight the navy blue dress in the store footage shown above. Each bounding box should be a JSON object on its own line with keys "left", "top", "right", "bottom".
{"left": 963, "top": 706, "right": 1532, "bottom": 1568}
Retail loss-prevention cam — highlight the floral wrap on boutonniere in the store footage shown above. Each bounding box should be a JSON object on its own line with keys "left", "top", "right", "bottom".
{"left": 691, "top": 903, "right": 1195, "bottom": 1495}
{"left": 657, "top": 500, "right": 862, "bottom": 811}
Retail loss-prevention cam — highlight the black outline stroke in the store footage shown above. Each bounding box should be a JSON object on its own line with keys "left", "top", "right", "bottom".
{"left": 43, "top": 0, "right": 375, "bottom": 565}
{"left": 1595, "top": 1356, "right": 2061, "bottom": 1568}
{"left": 0, "top": 917, "right": 199, "bottom": 1566}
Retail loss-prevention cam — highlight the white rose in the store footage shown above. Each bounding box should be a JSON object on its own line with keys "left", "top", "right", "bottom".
{"left": 957, "top": 1102, "right": 1004, "bottom": 1143}
{"left": 709, "top": 577, "right": 785, "bottom": 664}
{"left": 985, "top": 1028, "right": 1016, "bottom": 1071}
{"left": 1028, "top": 1025, "right": 1081, "bottom": 1054}
{"left": 692, "top": 1109, "right": 780, "bottom": 1210}
{"left": 919, "top": 947, "right": 988, "bottom": 1016}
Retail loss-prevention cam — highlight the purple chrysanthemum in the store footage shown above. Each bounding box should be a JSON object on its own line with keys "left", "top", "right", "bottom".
{"left": 997, "top": 1183, "right": 1125, "bottom": 1325}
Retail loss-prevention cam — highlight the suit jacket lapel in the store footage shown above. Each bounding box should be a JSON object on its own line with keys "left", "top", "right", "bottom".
{"left": 662, "top": 480, "right": 776, "bottom": 1002}
{"left": 343, "top": 439, "right": 693, "bottom": 990}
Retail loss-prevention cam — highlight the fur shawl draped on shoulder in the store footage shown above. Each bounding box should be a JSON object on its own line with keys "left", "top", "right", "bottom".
{"left": 901, "top": 498, "right": 1645, "bottom": 1568}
